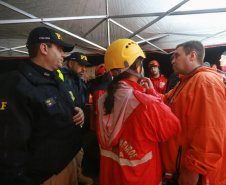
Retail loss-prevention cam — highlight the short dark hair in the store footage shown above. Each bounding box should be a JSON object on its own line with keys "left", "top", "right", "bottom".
{"left": 28, "top": 42, "right": 52, "bottom": 58}
{"left": 176, "top": 40, "right": 205, "bottom": 64}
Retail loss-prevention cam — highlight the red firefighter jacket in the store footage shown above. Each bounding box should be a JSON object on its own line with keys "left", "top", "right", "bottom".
{"left": 160, "top": 66, "right": 226, "bottom": 185}
{"left": 90, "top": 89, "right": 106, "bottom": 132}
{"left": 149, "top": 74, "right": 168, "bottom": 94}
{"left": 97, "top": 79, "right": 181, "bottom": 185}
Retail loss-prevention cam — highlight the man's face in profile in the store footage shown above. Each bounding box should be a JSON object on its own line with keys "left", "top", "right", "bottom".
{"left": 220, "top": 55, "right": 226, "bottom": 67}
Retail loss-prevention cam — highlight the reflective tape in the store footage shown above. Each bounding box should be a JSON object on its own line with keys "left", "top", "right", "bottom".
{"left": 164, "top": 172, "right": 173, "bottom": 179}
{"left": 100, "top": 148, "right": 152, "bottom": 167}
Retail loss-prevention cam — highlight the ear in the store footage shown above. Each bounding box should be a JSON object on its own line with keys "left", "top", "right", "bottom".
{"left": 68, "top": 60, "right": 73, "bottom": 69}
{"left": 135, "top": 65, "right": 142, "bottom": 73}
{"left": 190, "top": 51, "right": 197, "bottom": 61}
{"left": 39, "top": 43, "right": 48, "bottom": 55}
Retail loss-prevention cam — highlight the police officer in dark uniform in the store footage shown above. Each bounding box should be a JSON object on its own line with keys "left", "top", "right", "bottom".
{"left": 59, "top": 53, "right": 94, "bottom": 185}
{"left": 60, "top": 52, "right": 91, "bottom": 110}
{"left": 0, "top": 27, "right": 84, "bottom": 185}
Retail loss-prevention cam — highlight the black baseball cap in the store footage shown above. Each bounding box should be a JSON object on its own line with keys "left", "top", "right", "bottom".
{"left": 68, "top": 52, "right": 91, "bottom": 66}
{"left": 26, "top": 27, "right": 74, "bottom": 52}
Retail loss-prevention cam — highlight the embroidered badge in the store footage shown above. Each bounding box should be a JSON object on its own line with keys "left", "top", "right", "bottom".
{"left": 44, "top": 97, "right": 56, "bottom": 107}
{"left": 80, "top": 55, "right": 87, "bottom": 61}
{"left": 44, "top": 72, "right": 50, "bottom": 77}
{"left": 159, "top": 82, "right": 166, "bottom": 88}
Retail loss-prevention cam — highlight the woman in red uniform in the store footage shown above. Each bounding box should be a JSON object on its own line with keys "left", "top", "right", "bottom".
{"left": 97, "top": 39, "right": 181, "bottom": 185}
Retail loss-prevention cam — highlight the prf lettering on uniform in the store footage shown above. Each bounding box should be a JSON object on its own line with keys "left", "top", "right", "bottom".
{"left": 55, "top": 33, "right": 62, "bottom": 40}
{"left": 0, "top": 102, "right": 7, "bottom": 110}
{"left": 119, "top": 138, "right": 137, "bottom": 159}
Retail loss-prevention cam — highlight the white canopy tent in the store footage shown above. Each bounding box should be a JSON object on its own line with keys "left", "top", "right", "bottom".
{"left": 1, "top": 0, "right": 226, "bottom": 57}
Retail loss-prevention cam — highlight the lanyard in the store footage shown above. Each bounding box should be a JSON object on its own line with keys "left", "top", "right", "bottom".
{"left": 167, "top": 77, "right": 191, "bottom": 105}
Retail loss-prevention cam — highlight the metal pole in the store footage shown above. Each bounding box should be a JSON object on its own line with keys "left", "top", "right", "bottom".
{"left": 106, "top": 0, "right": 110, "bottom": 46}
{"left": 128, "top": 0, "right": 190, "bottom": 39}
{"left": 110, "top": 19, "right": 168, "bottom": 54}
{"left": 0, "top": 15, "right": 107, "bottom": 25}
{"left": 136, "top": 35, "right": 168, "bottom": 44}
{"left": 82, "top": 19, "right": 106, "bottom": 37}
{"left": 109, "top": 8, "right": 226, "bottom": 19}
{"left": 201, "top": 29, "right": 226, "bottom": 42}
{"left": 0, "top": 1, "right": 106, "bottom": 51}
{"left": 0, "top": 46, "right": 28, "bottom": 54}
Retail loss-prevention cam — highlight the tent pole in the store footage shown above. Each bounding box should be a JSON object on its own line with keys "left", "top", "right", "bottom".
{"left": 109, "top": 8, "right": 226, "bottom": 19}
{"left": 0, "top": 46, "right": 28, "bottom": 54}
{"left": 106, "top": 0, "right": 110, "bottom": 46}
{"left": 1, "top": 7, "right": 226, "bottom": 25}
{"left": 82, "top": 19, "right": 106, "bottom": 38}
{"left": 128, "top": 0, "right": 190, "bottom": 39}
{"left": 201, "top": 30, "right": 226, "bottom": 42}
{"left": 136, "top": 35, "right": 169, "bottom": 44}
{"left": 109, "top": 19, "right": 168, "bottom": 54}
{"left": 165, "top": 32, "right": 211, "bottom": 37}
{"left": 0, "top": 1, "right": 106, "bottom": 51}
{"left": 0, "top": 16, "right": 107, "bottom": 25}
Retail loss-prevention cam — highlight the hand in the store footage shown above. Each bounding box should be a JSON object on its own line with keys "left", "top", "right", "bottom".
{"left": 73, "top": 107, "right": 84, "bottom": 127}
{"left": 178, "top": 167, "right": 199, "bottom": 185}
{"left": 139, "top": 77, "right": 154, "bottom": 90}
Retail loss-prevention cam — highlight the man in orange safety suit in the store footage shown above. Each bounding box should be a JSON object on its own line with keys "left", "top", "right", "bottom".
{"left": 160, "top": 40, "right": 226, "bottom": 185}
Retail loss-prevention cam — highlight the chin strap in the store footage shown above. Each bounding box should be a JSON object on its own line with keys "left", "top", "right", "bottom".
{"left": 111, "top": 60, "right": 144, "bottom": 79}
{"left": 126, "top": 68, "right": 144, "bottom": 78}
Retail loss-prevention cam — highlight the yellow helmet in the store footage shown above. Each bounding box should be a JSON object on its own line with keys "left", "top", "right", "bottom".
{"left": 104, "top": 39, "right": 146, "bottom": 72}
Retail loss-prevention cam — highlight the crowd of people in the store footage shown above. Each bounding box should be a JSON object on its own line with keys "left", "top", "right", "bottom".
{"left": 0, "top": 26, "right": 226, "bottom": 185}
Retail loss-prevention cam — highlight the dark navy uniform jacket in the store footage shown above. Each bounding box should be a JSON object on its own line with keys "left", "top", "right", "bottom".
{"left": 0, "top": 61, "right": 81, "bottom": 185}
{"left": 60, "top": 68, "right": 86, "bottom": 109}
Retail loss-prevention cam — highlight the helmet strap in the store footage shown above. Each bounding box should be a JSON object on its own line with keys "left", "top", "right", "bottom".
{"left": 126, "top": 68, "right": 144, "bottom": 78}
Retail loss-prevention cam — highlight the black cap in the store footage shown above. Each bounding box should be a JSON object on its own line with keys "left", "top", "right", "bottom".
{"left": 26, "top": 27, "right": 74, "bottom": 52}
{"left": 68, "top": 52, "right": 91, "bottom": 66}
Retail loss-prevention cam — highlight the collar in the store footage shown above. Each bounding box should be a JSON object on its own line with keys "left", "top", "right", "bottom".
{"left": 179, "top": 65, "right": 203, "bottom": 80}
{"left": 121, "top": 79, "right": 144, "bottom": 92}
{"left": 19, "top": 61, "right": 56, "bottom": 85}
{"left": 28, "top": 61, "right": 54, "bottom": 79}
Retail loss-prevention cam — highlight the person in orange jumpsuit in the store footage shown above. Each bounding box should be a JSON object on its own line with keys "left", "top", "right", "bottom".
{"left": 160, "top": 40, "right": 226, "bottom": 185}
{"left": 148, "top": 60, "right": 167, "bottom": 94}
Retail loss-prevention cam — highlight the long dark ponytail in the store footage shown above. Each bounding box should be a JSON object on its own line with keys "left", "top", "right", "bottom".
{"left": 104, "top": 57, "right": 143, "bottom": 114}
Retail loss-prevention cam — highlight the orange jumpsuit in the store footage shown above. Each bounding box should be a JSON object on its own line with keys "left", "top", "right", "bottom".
{"left": 160, "top": 66, "right": 226, "bottom": 185}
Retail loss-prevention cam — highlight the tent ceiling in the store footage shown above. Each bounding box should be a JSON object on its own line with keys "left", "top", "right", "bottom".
{"left": 0, "top": 0, "right": 226, "bottom": 57}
